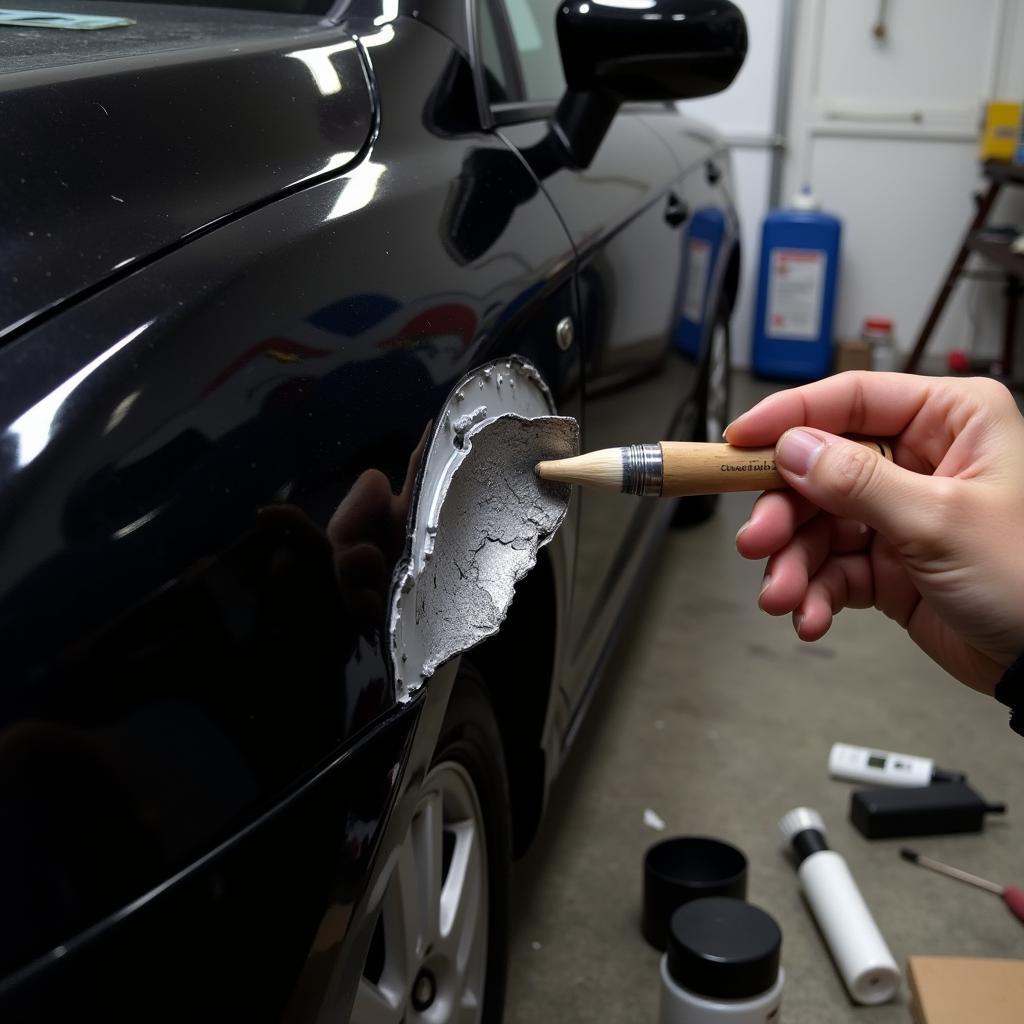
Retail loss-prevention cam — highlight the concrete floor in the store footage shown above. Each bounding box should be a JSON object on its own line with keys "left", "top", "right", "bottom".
{"left": 505, "top": 372, "right": 1024, "bottom": 1022}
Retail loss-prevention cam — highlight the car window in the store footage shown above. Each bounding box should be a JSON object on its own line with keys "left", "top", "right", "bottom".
{"left": 478, "top": 0, "right": 517, "bottom": 103}
{"left": 483, "top": 0, "right": 565, "bottom": 105}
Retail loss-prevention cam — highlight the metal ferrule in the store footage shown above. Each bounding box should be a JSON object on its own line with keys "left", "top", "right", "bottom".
{"left": 620, "top": 443, "right": 663, "bottom": 497}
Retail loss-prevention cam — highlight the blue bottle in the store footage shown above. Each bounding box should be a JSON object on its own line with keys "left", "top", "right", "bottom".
{"left": 751, "top": 187, "right": 841, "bottom": 380}
{"left": 673, "top": 207, "right": 725, "bottom": 358}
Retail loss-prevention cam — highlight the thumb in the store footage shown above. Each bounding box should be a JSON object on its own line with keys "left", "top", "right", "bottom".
{"left": 775, "top": 427, "right": 932, "bottom": 545}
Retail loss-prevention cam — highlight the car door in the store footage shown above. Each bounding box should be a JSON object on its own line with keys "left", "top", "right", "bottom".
{"left": 0, "top": 10, "right": 583, "bottom": 1018}
{"left": 477, "top": 0, "right": 707, "bottom": 707}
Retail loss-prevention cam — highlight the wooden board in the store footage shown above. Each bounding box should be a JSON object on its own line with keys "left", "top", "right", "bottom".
{"left": 908, "top": 956, "right": 1024, "bottom": 1024}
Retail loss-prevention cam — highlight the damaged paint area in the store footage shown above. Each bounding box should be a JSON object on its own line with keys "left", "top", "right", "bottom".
{"left": 390, "top": 357, "right": 578, "bottom": 701}
{"left": 409, "top": 415, "right": 575, "bottom": 686}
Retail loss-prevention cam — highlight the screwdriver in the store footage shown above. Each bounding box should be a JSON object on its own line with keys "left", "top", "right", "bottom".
{"left": 901, "top": 848, "right": 1024, "bottom": 924}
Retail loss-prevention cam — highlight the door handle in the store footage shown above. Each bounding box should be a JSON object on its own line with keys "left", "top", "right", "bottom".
{"left": 664, "top": 193, "right": 689, "bottom": 228}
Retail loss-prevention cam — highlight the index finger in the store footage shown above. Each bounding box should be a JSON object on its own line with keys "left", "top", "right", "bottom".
{"left": 724, "top": 371, "right": 935, "bottom": 447}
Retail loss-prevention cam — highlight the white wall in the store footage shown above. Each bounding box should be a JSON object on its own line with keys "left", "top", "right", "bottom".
{"left": 682, "top": 0, "right": 788, "bottom": 369}
{"left": 716, "top": 149, "right": 774, "bottom": 369}
{"left": 684, "top": 1, "right": 787, "bottom": 137}
{"left": 783, "top": 0, "right": 1024, "bottom": 366}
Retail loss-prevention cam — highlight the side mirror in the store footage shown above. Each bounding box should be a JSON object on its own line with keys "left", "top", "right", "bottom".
{"left": 552, "top": 0, "right": 748, "bottom": 168}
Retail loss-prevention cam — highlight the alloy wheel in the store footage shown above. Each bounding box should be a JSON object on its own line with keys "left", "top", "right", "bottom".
{"left": 351, "top": 760, "right": 488, "bottom": 1024}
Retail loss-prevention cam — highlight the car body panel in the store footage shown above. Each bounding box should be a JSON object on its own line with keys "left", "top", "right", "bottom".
{"left": 0, "top": 17, "right": 372, "bottom": 339}
{"left": 0, "top": 698, "right": 418, "bottom": 1019}
{"left": 0, "top": 14, "right": 589, "bottom": 1008}
{"left": 0, "top": 3, "right": 739, "bottom": 1017}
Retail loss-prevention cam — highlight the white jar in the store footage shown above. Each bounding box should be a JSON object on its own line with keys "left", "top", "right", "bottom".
{"left": 861, "top": 317, "right": 897, "bottom": 372}
{"left": 658, "top": 898, "right": 784, "bottom": 1024}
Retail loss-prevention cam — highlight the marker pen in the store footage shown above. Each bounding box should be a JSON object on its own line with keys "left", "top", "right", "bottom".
{"left": 779, "top": 807, "right": 900, "bottom": 1005}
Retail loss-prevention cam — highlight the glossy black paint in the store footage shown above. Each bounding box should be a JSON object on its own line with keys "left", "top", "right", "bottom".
{"left": 551, "top": 0, "right": 747, "bottom": 167}
{"left": 0, "top": 16, "right": 373, "bottom": 340}
{"left": 0, "top": 2, "right": 739, "bottom": 1018}
{"left": 0, "top": 703, "right": 417, "bottom": 1019}
{"left": 558, "top": 0, "right": 748, "bottom": 98}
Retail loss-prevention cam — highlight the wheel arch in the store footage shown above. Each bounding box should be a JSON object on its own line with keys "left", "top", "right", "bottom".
{"left": 467, "top": 545, "right": 558, "bottom": 859}
{"left": 720, "top": 238, "right": 741, "bottom": 317}
{"left": 389, "top": 356, "right": 570, "bottom": 856}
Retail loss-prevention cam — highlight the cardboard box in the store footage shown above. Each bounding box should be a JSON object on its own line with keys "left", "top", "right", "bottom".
{"left": 834, "top": 338, "right": 873, "bottom": 373}
{"left": 909, "top": 955, "right": 1024, "bottom": 1024}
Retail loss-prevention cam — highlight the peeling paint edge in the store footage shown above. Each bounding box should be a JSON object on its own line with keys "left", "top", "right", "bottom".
{"left": 387, "top": 355, "right": 561, "bottom": 703}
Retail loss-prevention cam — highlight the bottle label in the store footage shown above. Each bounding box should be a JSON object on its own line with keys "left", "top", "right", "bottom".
{"left": 683, "top": 238, "right": 711, "bottom": 325}
{"left": 766, "top": 248, "right": 826, "bottom": 342}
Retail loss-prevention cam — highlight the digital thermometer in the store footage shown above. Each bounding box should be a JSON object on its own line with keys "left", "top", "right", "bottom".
{"left": 829, "top": 742, "right": 933, "bottom": 787}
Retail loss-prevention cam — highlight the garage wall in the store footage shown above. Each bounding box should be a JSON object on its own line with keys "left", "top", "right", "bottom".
{"left": 783, "top": 0, "right": 1024, "bottom": 367}
{"left": 682, "top": 0, "right": 790, "bottom": 370}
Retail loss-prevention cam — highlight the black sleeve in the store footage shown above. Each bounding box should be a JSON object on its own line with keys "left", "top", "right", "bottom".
{"left": 994, "top": 654, "right": 1024, "bottom": 736}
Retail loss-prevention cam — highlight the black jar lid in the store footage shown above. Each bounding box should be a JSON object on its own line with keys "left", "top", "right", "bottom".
{"left": 667, "top": 897, "right": 782, "bottom": 1000}
{"left": 643, "top": 836, "right": 748, "bottom": 951}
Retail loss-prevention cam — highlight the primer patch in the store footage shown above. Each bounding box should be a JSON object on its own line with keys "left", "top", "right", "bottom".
{"left": 389, "top": 358, "right": 578, "bottom": 701}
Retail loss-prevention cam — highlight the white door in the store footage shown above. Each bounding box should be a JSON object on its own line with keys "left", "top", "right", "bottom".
{"left": 783, "top": 0, "right": 1024, "bottom": 364}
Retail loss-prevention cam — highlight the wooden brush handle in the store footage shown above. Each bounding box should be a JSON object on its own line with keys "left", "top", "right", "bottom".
{"left": 659, "top": 438, "right": 894, "bottom": 497}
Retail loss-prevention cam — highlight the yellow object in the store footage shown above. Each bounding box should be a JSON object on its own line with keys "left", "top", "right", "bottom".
{"left": 979, "top": 100, "right": 1021, "bottom": 161}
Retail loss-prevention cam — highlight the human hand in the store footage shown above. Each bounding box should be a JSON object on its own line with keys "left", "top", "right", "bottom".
{"left": 725, "top": 372, "right": 1024, "bottom": 695}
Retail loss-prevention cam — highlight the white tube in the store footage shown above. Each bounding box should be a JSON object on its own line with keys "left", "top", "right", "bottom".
{"left": 797, "top": 850, "right": 900, "bottom": 1004}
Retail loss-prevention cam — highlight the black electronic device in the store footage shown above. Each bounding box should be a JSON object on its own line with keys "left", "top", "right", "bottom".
{"left": 850, "top": 781, "right": 1005, "bottom": 839}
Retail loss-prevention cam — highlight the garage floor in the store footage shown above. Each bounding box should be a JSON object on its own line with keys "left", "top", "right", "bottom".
{"left": 505, "top": 372, "right": 1024, "bottom": 1023}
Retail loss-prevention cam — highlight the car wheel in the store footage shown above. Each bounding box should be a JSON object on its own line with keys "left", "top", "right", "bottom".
{"left": 351, "top": 667, "right": 510, "bottom": 1024}
{"left": 672, "top": 304, "right": 732, "bottom": 527}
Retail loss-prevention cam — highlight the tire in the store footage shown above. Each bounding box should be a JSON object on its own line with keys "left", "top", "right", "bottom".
{"left": 672, "top": 304, "right": 732, "bottom": 527}
{"left": 351, "top": 665, "right": 511, "bottom": 1024}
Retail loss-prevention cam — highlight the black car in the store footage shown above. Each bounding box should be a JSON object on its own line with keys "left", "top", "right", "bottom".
{"left": 0, "top": 0, "right": 745, "bottom": 1019}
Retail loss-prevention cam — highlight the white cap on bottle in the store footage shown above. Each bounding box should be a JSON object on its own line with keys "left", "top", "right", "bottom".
{"left": 791, "top": 185, "right": 820, "bottom": 211}
{"left": 779, "top": 806, "right": 826, "bottom": 844}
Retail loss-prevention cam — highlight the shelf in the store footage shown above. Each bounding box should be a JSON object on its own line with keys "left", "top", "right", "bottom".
{"left": 967, "top": 232, "right": 1024, "bottom": 281}
{"left": 984, "top": 160, "right": 1024, "bottom": 186}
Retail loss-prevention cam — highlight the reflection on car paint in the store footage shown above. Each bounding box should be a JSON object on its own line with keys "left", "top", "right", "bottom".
{"left": 0, "top": 1, "right": 740, "bottom": 1016}
{"left": 5, "top": 321, "right": 155, "bottom": 470}
{"left": 674, "top": 207, "right": 727, "bottom": 357}
{"left": 0, "top": 30, "right": 375, "bottom": 341}
{"left": 0, "top": 14, "right": 583, "bottom": 1007}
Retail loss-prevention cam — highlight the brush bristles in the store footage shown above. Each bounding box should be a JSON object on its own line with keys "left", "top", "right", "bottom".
{"left": 534, "top": 448, "right": 624, "bottom": 491}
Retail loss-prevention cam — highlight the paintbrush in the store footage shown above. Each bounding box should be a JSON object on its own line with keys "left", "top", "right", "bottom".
{"left": 534, "top": 438, "right": 893, "bottom": 498}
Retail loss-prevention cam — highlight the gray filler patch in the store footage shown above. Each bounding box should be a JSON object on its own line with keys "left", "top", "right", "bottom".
{"left": 403, "top": 414, "right": 576, "bottom": 694}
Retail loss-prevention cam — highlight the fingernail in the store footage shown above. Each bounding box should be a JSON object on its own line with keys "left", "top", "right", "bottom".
{"left": 759, "top": 573, "right": 772, "bottom": 597}
{"left": 794, "top": 611, "right": 804, "bottom": 634}
{"left": 723, "top": 415, "right": 745, "bottom": 442}
{"left": 735, "top": 520, "right": 750, "bottom": 541}
{"left": 776, "top": 428, "right": 824, "bottom": 477}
